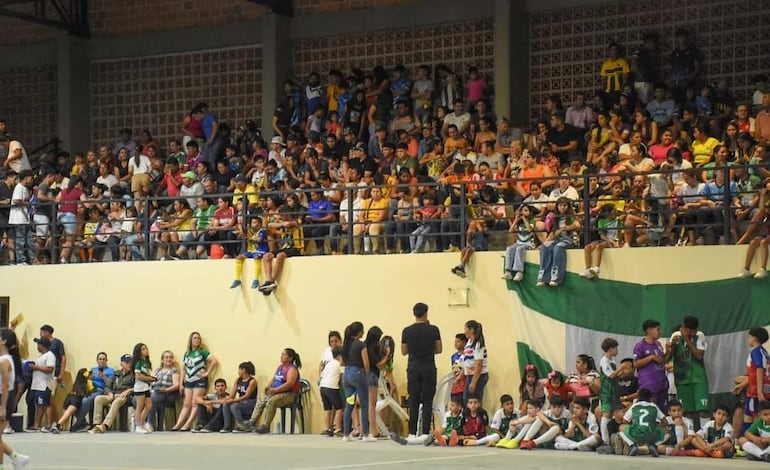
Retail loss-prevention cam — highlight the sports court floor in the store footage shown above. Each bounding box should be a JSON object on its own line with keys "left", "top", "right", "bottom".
{"left": 8, "top": 433, "right": 762, "bottom": 470}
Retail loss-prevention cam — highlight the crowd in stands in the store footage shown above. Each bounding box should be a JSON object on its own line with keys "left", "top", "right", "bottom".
{"left": 0, "top": 28, "right": 769, "bottom": 281}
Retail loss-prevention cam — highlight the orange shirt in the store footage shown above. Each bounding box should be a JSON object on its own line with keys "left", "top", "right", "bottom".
{"left": 520, "top": 164, "right": 545, "bottom": 193}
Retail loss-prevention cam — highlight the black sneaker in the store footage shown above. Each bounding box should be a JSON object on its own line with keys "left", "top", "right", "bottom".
{"left": 390, "top": 431, "right": 407, "bottom": 446}
{"left": 647, "top": 444, "right": 659, "bottom": 458}
{"left": 628, "top": 444, "right": 639, "bottom": 456}
{"left": 51, "top": 423, "right": 60, "bottom": 434}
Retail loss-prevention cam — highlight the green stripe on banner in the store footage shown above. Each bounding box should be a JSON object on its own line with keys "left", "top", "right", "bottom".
{"left": 507, "top": 263, "right": 767, "bottom": 336}
{"left": 516, "top": 342, "right": 553, "bottom": 378}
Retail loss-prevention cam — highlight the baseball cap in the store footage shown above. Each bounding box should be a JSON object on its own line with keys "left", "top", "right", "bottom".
{"left": 234, "top": 174, "right": 249, "bottom": 183}
{"left": 271, "top": 136, "right": 286, "bottom": 147}
{"left": 34, "top": 337, "right": 51, "bottom": 348}
{"left": 182, "top": 171, "right": 197, "bottom": 180}
{"left": 120, "top": 354, "right": 132, "bottom": 363}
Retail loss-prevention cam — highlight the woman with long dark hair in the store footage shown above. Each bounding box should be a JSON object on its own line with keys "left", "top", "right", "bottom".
{"left": 364, "top": 326, "right": 389, "bottom": 438}
{"left": 132, "top": 343, "right": 156, "bottom": 433}
{"left": 0, "top": 328, "right": 29, "bottom": 466}
{"left": 341, "top": 322, "right": 375, "bottom": 441}
{"left": 237, "top": 348, "right": 301, "bottom": 434}
{"left": 462, "top": 320, "right": 489, "bottom": 405}
{"left": 537, "top": 197, "right": 581, "bottom": 287}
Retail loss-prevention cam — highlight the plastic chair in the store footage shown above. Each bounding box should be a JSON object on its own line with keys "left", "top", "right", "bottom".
{"left": 279, "top": 379, "right": 310, "bottom": 434}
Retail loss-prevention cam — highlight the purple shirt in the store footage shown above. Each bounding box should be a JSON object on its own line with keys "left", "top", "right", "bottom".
{"left": 308, "top": 198, "right": 333, "bottom": 220}
{"left": 633, "top": 338, "right": 668, "bottom": 393}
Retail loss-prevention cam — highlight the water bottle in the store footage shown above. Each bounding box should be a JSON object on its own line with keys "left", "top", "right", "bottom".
{"left": 276, "top": 422, "right": 282, "bottom": 434}
{"left": 363, "top": 235, "right": 371, "bottom": 253}
{"left": 129, "top": 409, "right": 135, "bottom": 432}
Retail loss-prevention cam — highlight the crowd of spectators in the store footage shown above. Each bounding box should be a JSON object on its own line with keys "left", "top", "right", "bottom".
{"left": 0, "top": 28, "right": 769, "bottom": 266}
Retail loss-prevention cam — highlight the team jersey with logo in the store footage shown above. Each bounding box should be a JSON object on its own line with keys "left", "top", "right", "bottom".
{"left": 462, "top": 409, "right": 489, "bottom": 438}
{"left": 746, "top": 346, "right": 770, "bottom": 399}
{"left": 664, "top": 416, "right": 694, "bottom": 444}
{"left": 490, "top": 408, "right": 518, "bottom": 435}
{"left": 697, "top": 420, "right": 733, "bottom": 443}
{"left": 441, "top": 411, "right": 463, "bottom": 433}
{"left": 623, "top": 400, "right": 665, "bottom": 431}
{"left": 183, "top": 349, "right": 210, "bottom": 383}
{"left": 599, "top": 355, "right": 619, "bottom": 404}
{"left": 670, "top": 331, "right": 708, "bottom": 385}
{"left": 545, "top": 408, "right": 572, "bottom": 432}
{"left": 747, "top": 419, "right": 770, "bottom": 438}
{"left": 567, "top": 412, "right": 599, "bottom": 441}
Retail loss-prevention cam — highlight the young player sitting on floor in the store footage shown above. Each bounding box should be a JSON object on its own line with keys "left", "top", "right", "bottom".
{"left": 690, "top": 404, "right": 735, "bottom": 458}
{"left": 496, "top": 399, "right": 541, "bottom": 449}
{"left": 659, "top": 399, "right": 695, "bottom": 456}
{"left": 519, "top": 395, "right": 572, "bottom": 450}
{"left": 619, "top": 388, "right": 669, "bottom": 457}
{"left": 429, "top": 396, "right": 464, "bottom": 446}
{"left": 739, "top": 400, "right": 770, "bottom": 462}
{"left": 468, "top": 394, "right": 516, "bottom": 446}
{"left": 459, "top": 394, "right": 490, "bottom": 446}
{"left": 555, "top": 397, "right": 600, "bottom": 451}
{"left": 230, "top": 216, "right": 268, "bottom": 289}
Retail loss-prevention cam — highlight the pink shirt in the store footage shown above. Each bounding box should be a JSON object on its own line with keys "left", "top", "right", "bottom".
{"left": 466, "top": 78, "right": 486, "bottom": 103}
{"left": 649, "top": 143, "right": 674, "bottom": 165}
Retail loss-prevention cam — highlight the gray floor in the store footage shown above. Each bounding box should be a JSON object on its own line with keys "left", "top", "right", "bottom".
{"left": 5, "top": 433, "right": 762, "bottom": 470}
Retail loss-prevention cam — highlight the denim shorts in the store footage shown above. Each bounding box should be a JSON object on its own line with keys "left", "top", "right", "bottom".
{"left": 57, "top": 212, "right": 77, "bottom": 235}
{"left": 184, "top": 378, "right": 208, "bottom": 390}
{"left": 366, "top": 371, "right": 379, "bottom": 387}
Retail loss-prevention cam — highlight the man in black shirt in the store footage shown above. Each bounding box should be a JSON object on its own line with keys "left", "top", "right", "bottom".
{"left": 547, "top": 111, "right": 580, "bottom": 167}
{"left": 0, "top": 170, "right": 17, "bottom": 265}
{"left": 400, "top": 302, "right": 442, "bottom": 437}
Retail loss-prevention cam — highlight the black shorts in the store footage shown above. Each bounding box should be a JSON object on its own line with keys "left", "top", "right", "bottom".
{"left": 1, "top": 226, "right": 15, "bottom": 238}
{"left": 134, "top": 391, "right": 150, "bottom": 398}
{"left": 63, "top": 395, "right": 83, "bottom": 410}
{"left": 185, "top": 378, "right": 208, "bottom": 390}
{"left": 320, "top": 387, "right": 343, "bottom": 411}
{"left": 275, "top": 247, "right": 301, "bottom": 258}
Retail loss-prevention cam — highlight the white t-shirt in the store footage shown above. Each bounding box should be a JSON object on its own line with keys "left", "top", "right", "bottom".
{"left": 462, "top": 339, "right": 488, "bottom": 376}
{"left": 320, "top": 346, "right": 333, "bottom": 367}
{"left": 549, "top": 185, "right": 579, "bottom": 201}
{"left": 319, "top": 358, "right": 341, "bottom": 389}
{"left": 0, "top": 354, "right": 15, "bottom": 389}
{"left": 97, "top": 174, "right": 119, "bottom": 190}
{"left": 269, "top": 149, "right": 285, "bottom": 168}
{"left": 31, "top": 350, "right": 55, "bottom": 391}
{"left": 128, "top": 155, "right": 151, "bottom": 175}
{"left": 6, "top": 141, "right": 31, "bottom": 172}
{"left": 444, "top": 112, "right": 471, "bottom": 132}
{"left": 9, "top": 183, "right": 30, "bottom": 225}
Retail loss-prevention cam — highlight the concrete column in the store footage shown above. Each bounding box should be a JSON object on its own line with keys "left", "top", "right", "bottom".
{"left": 56, "top": 35, "right": 91, "bottom": 153}
{"left": 496, "top": 0, "right": 530, "bottom": 127}
{"left": 261, "top": 13, "right": 292, "bottom": 138}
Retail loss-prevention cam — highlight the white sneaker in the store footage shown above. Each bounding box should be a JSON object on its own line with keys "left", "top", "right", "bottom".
{"left": 144, "top": 423, "right": 153, "bottom": 433}
{"left": 755, "top": 269, "right": 768, "bottom": 279}
{"left": 503, "top": 271, "right": 513, "bottom": 280}
{"left": 554, "top": 442, "right": 572, "bottom": 450}
{"left": 362, "top": 434, "right": 378, "bottom": 442}
{"left": 589, "top": 266, "right": 600, "bottom": 276}
{"left": 580, "top": 268, "right": 594, "bottom": 278}
{"left": 134, "top": 425, "right": 148, "bottom": 434}
{"left": 548, "top": 281, "right": 559, "bottom": 287}
{"left": 513, "top": 272, "right": 524, "bottom": 282}
{"left": 536, "top": 281, "right": 545, "bottom": 287}
{"left": 13, "top": 454, "right": 30, "bottom": 470}
{"left": 739, "top": 268, "right": 753, "bottom": 278}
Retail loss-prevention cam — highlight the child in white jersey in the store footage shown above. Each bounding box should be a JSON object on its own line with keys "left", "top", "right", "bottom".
{"left": 481, "top": 394, "right": 518, "bottom": 446}
{"left": 519, "top": 395, "right": 572, "bottom": 450}
{"left": 497, "top": 398, "right": 541, "bottom": 449}
{"left": 0, "top": 328, "right": 30, "bottom": 469}
{"left": 659, "top": 399, "right": 695, "bottom": 456}
{"left": 555, "top": 397, "right": 600, "bottom": 451}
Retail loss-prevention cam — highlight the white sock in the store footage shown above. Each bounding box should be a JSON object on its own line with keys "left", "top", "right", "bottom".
{"left": 577, "top": 435, "right": 600, "bottom": 450}
{"left": 675, "top": 425, "right": 684, "bottom": 444}
{"left": 523, "top": 420, "right": 543, "bottom": 440}
{"left": 534, "top": 425, "right": 561, "bottom": 445}
{"left": 555, "top": 435, "right": 578, "bottom": 450}
{"left": 600, "top": 416, "right": 611, "bottom": 444}
{"left": 514, "top": 423, "right": 532, "bottom": 442}
{"left": 475, "top": 435, "right": 498, "bottom": 445}
{"left": 503, "top": 429, "right": 514, "bottom": 440}
{"left": 620, "top": 429, "right": 634, "bottom": 446}
{"left": 743, "top": 441, "right": 765, "bottom": 459}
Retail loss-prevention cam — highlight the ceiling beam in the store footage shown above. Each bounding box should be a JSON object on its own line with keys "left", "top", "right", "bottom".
{"left": 247, "top": 0, "right": 293, "bottom": 17}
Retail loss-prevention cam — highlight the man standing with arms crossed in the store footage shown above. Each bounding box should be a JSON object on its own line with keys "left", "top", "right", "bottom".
{"left": 392, "top": 302, "right": 442, "bottom": 445}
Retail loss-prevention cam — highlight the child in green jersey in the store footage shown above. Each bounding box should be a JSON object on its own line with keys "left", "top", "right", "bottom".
{"left": 740, "top": 400, "right": 770, "bottom": 461}
{"left": 619, "top": 388, "right": 668, "bottom": 457}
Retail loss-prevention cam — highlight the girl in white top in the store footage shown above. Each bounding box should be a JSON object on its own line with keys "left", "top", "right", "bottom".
{"left": 0, "top": 328, "right": 30, "bottom": 469}
{"left": 128, "top": 145, "right": 152, "bottom": 200}
{"left": 462, "top": 320, "right": 489, "bottom": 406}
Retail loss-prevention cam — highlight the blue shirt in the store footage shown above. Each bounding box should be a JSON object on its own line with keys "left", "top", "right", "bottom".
{"left": 202, "top": 113, "right": 218, "bottom": 140}
{"left": 308, "top": 198, "right": 333, "bottom": 220}
{"left": 451, "top": 351, "right": 462, "bottom": 367}
{"left": 703, "top": 181, "right": 737, "bottom": 203}
{"left": 90, "top": 366, "right": 115, "bottom": 390}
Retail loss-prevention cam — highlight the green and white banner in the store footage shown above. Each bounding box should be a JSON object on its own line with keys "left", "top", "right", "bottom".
{"left": 508, "top": 263, "right": 769, "bottom": 403}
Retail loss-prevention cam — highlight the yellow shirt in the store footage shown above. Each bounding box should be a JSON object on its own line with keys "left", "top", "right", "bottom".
{"left": 600, "top": 58, "right": 630, "bottom": 93}
{"left": 597, "top": 194, "right": 626, "bottom": 212}
{"left": 691, "top": 137, "right": 719, "bottom": 166}
{"left": 232, "top": 185, "right": 259, "bottom": 207}
{"left": 327, "top": 84, "right": 342, "bottom": 112}
{"left": 361, "top": 197, "right": 389, "bottom": 223}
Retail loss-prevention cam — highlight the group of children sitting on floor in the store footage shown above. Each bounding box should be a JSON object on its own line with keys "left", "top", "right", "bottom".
{"left": 411, "top": 329, "right": 770, "bottom": 462}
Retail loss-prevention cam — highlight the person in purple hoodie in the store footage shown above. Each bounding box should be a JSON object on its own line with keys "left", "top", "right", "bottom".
{"left": 632, "top": 320, "right": 669, "bottom": 413}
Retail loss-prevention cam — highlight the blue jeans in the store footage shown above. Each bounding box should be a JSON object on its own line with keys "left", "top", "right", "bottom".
{"left": 343, "top": 366, "right": 369, "bottom": 436}
{"left": 13, "top": 225, "right": 34, "bottom": 264}
{"left": 463, "top": 373, "right": 489, "bottom": 406}
{"left": 146, "top": 391, "right": 178, "bottom": 430}
{"left": 538, "top": 236, "right": 574, "bottom": 284}
{"left": 504, "top": 241, "right": 534, "bottom": 273}
{"left": 74, "top": 390, "right": 103, "bottom": 428}
{"left": 223, "top": 399, "right": 256, "bottom": 429}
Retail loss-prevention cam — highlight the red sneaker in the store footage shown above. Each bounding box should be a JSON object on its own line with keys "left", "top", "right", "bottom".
{"left": 520, "top": 440, "right": 536, "bottom": 450}
{"left": 709, "top": 450, "right": 723, "bottom": 458}
{"left": 691, "top": 449, "right": 708, "bottom": 458}
{"left": 448, "top": 430, "right": 459, "bottom": 446}
{"left": 434, "top": 431, "right": 447, "bottom": 446}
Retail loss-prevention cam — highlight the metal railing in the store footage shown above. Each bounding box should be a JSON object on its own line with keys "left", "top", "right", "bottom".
{"left": 0, "top": 163, "right": 764, "bottom": 264}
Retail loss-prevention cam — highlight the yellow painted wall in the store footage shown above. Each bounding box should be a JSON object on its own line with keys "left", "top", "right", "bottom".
{"left": 0, "top": 246, "right": 750, "bottom": 432}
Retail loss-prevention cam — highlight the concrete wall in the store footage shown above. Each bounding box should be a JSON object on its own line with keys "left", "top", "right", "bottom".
{"left": 0, "top": 246, "right": 751, "bottom": 432}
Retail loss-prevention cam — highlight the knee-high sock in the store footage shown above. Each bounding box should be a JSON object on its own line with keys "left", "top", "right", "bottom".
{"left": 742, "top": 441, "right": 766, "bottom": 459}
{"left": 555, "top": 435, "right": 578, "bottom": 450}
{"left": 522, "top": 420, "right": 543, "bottom": 441}
{"left": 675, "top": 425, "right": 685, "bottom": 445}
{"left": 620, "top": 428, "right": 635, "bottom": 446}
{"left": 515, "top": 422, "right": 534, "bottom": 442}
{"left": 577, "top": 435, "right": 600, "bottom": 450}
{"left": 234, "top": 258, "right": 244, "bottom": 279}
{"left": 475, "top": 434, "right": 499, "bottom": 445}
{"left": 534, "top": 425, "right": 561, "bottom": 445}
{"left": 600, "top": 417, "right": 611, "bottom": 444}
{"left": 503, "top": 428, "right": 515, "bottom": 440}
{"left": 655, "top": 433, "right": 670, "bottom": 446}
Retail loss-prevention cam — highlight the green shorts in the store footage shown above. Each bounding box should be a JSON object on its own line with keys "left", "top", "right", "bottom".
{"left": 623, "top": 425, "right": 665, "bottom": 445}
{"left": 677, "top": 382, "right": 710, "bottom": 413}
